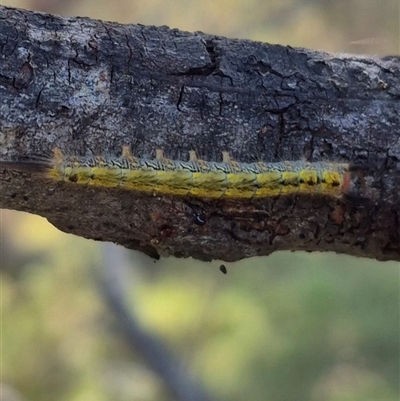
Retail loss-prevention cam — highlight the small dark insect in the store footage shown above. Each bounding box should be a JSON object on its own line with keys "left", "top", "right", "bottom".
{"left": 194, "top": 213, "right": 206, "bottom": 226}
{"left": 219, "top": 264, "right": 227, "bottom": 274}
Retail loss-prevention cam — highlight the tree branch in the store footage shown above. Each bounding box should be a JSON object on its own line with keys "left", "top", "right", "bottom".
{"left": 99, "top": 243, "right": 213, "bottom": 401}
{"left": 1, "top": 6, "right": 399, "bottom": 261}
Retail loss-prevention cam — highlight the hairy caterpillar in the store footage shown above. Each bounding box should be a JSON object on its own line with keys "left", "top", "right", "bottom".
{"left": 20, "top": 146, "right": 350, "bottom": 199}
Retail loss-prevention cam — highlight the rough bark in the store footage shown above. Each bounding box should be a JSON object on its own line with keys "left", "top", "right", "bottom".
{"left": 0, "top": 6, "right": 399, "bottom": 262}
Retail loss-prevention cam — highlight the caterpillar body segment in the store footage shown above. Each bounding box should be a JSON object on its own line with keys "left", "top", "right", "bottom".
{"left": 39, "top": 147, "right": 352, "bottom": 199}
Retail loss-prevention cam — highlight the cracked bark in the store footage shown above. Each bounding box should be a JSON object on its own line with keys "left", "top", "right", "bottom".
{"left": 0, "top": 6, "right": 399, "bottom": 262}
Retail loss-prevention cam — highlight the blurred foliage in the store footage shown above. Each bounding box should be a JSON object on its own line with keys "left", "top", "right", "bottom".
{"left": 1, "top": 0, "right": 399, "bottom": 400}
{"left": 2, "top": 210, "right": 399, "bottom": 401}
{"left": 3, "top": 0, "right": 398, "bottom": 54}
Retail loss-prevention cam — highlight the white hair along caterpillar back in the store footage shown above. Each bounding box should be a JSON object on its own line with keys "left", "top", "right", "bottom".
{"left": 13, "top": 145, "right": 352, "bottom": 200}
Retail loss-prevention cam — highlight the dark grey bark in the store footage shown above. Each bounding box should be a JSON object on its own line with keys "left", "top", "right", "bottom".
{"left": 1, "top": 6, "right": 399, "bottom": 262}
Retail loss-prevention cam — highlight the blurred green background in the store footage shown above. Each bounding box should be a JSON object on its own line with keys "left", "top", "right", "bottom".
{"left": 1, "top": 1, "right": 399, "bottom": 400}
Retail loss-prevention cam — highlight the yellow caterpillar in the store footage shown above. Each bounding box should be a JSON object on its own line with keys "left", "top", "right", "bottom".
{"left": 42, "top": 146, "right": 351, "bottom": 199}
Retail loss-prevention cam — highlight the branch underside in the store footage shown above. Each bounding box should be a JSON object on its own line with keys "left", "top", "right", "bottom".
{"left": 0, "top": 6, "right": 399, "bottom": 261}
{"left": 1, "top": 167, "right": 398, "bottom": 262}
